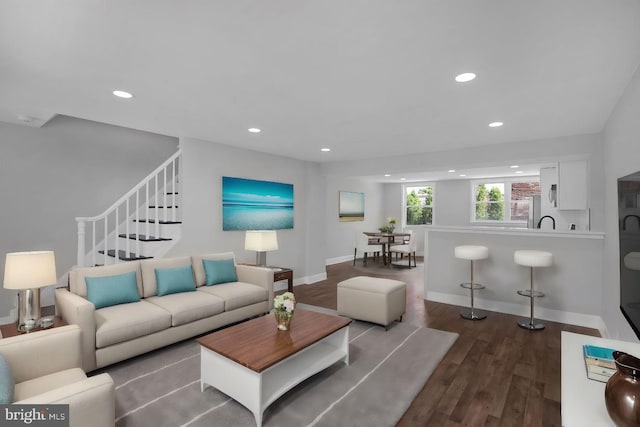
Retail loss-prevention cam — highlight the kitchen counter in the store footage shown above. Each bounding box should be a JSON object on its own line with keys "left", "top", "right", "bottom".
{"left": 424, "top": 227, "right": 605, "bottom": 332}
{"left": 428, "top": 225, "right": 604, "bottom": 239}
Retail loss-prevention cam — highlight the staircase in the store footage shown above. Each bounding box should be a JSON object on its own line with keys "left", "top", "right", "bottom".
{"left": 76, "top": 150, "right": 182, "bottom": 267}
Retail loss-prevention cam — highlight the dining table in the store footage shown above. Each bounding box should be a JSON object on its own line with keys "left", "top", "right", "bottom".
{"left": 363, "top": 231, "right": 411, "bottom": 267}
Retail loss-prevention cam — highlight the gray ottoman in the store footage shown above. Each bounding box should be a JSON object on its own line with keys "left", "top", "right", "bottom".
{"left": 337, "top": 276, "right": 406, "bottom": 330}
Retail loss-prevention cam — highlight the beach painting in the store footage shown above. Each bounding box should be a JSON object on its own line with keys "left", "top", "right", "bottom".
{"left": 222, "top": 176, "right": 294, "bottom": 230}
{"left": 339, "top": 191, "right": 365, "bottom": 222}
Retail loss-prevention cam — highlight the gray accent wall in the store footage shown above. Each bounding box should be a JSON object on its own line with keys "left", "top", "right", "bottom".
{"left": 166, "top": 137, "right": 327, "bottom": 283}
{"left": 324, "top": 176, "right": 385, "bottom": 264}
{"left": 0, "top": 115, "right": 178, "bottom": 320}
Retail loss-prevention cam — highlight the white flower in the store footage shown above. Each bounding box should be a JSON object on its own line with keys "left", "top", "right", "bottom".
{"left": 274, "top": 292, "right": 296, "bottom": 315}
{"left": 283, "top": 299, "right": 295, "bottom": 312}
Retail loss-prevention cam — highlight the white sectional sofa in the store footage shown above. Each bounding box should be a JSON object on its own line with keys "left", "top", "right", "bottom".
{"left": 55, "top": 252, "right": 273, "bottom": 372}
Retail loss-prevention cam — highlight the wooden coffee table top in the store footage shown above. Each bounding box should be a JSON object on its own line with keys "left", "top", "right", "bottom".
{"left": 197, "top": 309, "right": 351, "bottom": 373}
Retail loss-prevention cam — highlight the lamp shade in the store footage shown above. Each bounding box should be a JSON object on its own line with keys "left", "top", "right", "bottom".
{"left": 244, "top": 231, "right": 278, "bottom": 252}
{"left": 3, "top": 251, "right": 57, "bottom": 290}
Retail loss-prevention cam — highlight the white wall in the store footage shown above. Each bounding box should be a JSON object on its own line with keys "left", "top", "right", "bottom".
{"left": 0, "top": 115, "right": 178, "bottom": 320}
{"left": 324, "top": 176, "right": 385, "bottom": 263}
{"left": 167, "top": 138, "right": 327, "bottom": 283}
{"left": 433, "top": 180, "right": 472, "bottom": 226}
{"left": 601, "top": 64, "right": 640, "bottom": 340}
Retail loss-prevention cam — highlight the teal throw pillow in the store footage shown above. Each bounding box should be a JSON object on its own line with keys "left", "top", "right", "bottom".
{"left": 85, "top": 271, "right": 141, "bottom": 309}
{"left": 0, "top": 354, "right": 14, "bottom": 404}
{"left": 203, "top": 258, "right": 237, "bottom": 286}
{"left": 155, "top": 265, "right": 196, "bottom": 296}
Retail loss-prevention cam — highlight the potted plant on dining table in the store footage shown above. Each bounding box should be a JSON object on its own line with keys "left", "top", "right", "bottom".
{"left": 378, "top": 217, "right": 397, "bottom": 234}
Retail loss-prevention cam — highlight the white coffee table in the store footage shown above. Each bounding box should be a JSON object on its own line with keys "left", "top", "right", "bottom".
{"left": 561, "top": 331, "right": 640, "bottom": 426}
{"left": 197, "top": 309, "right": 351, "bottom": 426}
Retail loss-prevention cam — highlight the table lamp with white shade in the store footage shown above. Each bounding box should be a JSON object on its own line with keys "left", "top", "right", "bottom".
{"left": 3, "top": 251, "right": 57, "bottom": 332}
{"left": 245, "top": 230, "right": 278, "bottom": 267}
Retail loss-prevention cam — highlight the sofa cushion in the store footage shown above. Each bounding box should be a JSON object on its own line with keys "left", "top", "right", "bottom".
{"left": 69, "top": 262, "right": 142, "bottom": 298}
{"left": 95, "top": 301, "right": 172, "bottom": 348}
{"left": 146, "top": 292, "right": 225, "bottom": 327}
{"left": 203, "top": 258, "right": 237, "bottom": 286}
{"left": 85, "top": 271, "right": 141, "bottom": 309}
{"left": 192, "top": 252, "right": 236, "bottom": 287}
{"left": 197, "top": 282, "right": 268, "bottom": 311}
{"left": 13, "top": 368, "right": 86, "bottom": 402}
{"left": 0, "top": 354, "right": 14, "bottom": 404}
{"left": 140, "top": 257, "right": 192, "bottom": 298}
{"left": 155, "top": 265, "right": 196, "bottom": 296}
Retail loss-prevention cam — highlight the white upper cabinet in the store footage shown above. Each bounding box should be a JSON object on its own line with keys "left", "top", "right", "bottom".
{"left": 557, "top": 160, "right": 588, "bottom": 210}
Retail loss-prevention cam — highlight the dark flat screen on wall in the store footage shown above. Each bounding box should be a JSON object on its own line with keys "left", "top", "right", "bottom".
{"left": 618, "top": 171, "right": 640, "bottom": 338}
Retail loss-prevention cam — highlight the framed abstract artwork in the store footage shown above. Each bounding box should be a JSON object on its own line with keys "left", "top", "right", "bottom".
{"left": 339, "top": 191, "right": 364, "bottom": 222}
{"left": 222, "top": 176, "right": 294, "bottom": 230}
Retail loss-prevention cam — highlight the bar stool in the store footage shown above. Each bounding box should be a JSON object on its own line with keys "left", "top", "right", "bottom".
{"left": 455, "top": 245, "right": 489, "bottom": 320}
{"left": 515, "top": 250, "right": 553, "bottom": 330}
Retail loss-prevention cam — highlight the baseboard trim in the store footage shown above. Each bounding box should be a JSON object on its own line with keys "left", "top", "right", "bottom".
{"left": 326, "top": 255, "right": 353, "bottom": 266}
{"left": 326, "top": 252, "right": 424, "bottom": 267}
{"left": 426, "top": 291, "right": 605, "bottom": 334}
{"left": 274, "top": 272, "right": 328, "bottom": 292}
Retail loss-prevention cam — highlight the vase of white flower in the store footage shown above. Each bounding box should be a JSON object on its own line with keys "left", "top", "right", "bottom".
{"left": 273, "top": 291, "right": 296, "bottom": 331}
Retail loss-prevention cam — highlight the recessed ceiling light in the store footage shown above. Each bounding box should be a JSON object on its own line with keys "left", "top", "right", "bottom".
{"left": 400, "top": 178, "right": 406, "bottom": 181}
{"left": 448, "top": 169, "right": 456, "bottom": 173}
{"left": 455, "top": 73, "right": 476, "bottom": 83}
{"left": 459, "top": 174, "right": 467, "bottom": 177}
{"left": 113, "top": 90, "right": 133, "bottom": 99}
{"left": 384, "top": 174, "right": 391, "bottom": 177}
{"left": 515, "top": 171, "right": 524, "bottom": 174}
{"left": 489, "top": 122, "right": 504, "bottom": 127}
{"left": 248, "top": 128, "right": 261, "bottom": 133}
{"left": 321, "top": 148, "right": 331, "bottom": 152}
{"left": 510, "top": 165, "right": 519, "bottom": 168}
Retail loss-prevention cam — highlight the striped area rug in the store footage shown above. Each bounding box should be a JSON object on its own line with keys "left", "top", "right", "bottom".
{"left": 100, "top": 311, "right": 457, "bottom": 427}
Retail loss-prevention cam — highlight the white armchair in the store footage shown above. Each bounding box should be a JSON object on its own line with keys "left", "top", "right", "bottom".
{"left": 354, "top": 232, "right": 383, "bottom": 266}
{"left": 390, "top": 231, "right": 417, "bottom": 267}
{"left": 0, "top": 324, "right": 115, "bottom": 427}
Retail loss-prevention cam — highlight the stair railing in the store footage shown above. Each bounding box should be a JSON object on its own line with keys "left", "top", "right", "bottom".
{"left": 76, "top": 149, "right": 181, "bottom": 267}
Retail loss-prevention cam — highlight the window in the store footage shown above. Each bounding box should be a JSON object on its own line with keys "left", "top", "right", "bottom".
{"left": 405, "top": 184, "right": 434, "bottom": 225}
{"left": 472, "top": 178, "right": 540, "bottom": 223}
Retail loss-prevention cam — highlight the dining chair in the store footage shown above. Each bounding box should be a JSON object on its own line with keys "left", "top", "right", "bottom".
{"left": 402, "top": 229, "right": 413, "bottom": 244}
{"left": 354, "top": 232, "right": 383, "bottom": 266}
{"left": 389, "top": 232, "right": 417, "bottom": 267}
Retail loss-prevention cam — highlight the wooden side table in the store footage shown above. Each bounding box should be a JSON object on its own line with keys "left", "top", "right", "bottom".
{"left": 272, "top": 268, "right": 293, "bottom": 293}
{"left": 0, "top": 316, "right": 67, "bottom": 339}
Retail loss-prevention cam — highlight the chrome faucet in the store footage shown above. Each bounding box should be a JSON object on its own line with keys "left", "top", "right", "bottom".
{"left": 537, "top": 215, "right": 556, "bottom": 230}
{"left": 623, "top": 214, "right": 640, "bottom": 230}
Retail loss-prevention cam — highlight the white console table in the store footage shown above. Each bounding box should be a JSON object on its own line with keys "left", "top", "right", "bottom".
{"left": 561, "top": 331, "right": 640, "bottom": 426}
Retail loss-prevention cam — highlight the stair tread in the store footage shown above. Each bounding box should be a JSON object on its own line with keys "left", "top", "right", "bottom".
{"left": 118, "top": 233, "right": 172, "bottom": 242}
{"left": 98, "top": 249, "right": 153, "bottom": 261}
{"left": 133, "top": 219, "right": 182, "bottom": 224}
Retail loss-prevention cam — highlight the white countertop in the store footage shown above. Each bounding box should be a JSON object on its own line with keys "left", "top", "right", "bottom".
{"left": 426, "top": 225, "right": 605, "bottom": 239}
{"left": 561, "top": 331, "right": 640, "bottom": 426}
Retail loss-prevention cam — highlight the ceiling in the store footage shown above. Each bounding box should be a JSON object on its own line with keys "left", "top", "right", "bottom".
{"left": 2, "top": 1, "right": 640, "bottom": 172}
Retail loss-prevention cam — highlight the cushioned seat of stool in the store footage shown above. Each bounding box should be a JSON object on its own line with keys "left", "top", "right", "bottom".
{"left": 337, "top": 276, "right": 406, "bottom": 328}
{"left": 455, "top": 245, "right": 489, "bottom": 261}
{"left": 514, "top": 250, "right": 553, "bottom": 267}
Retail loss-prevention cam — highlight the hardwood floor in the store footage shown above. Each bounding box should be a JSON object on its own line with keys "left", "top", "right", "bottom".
{"left": 289, "top": 257, "right": 600, "bottom": 426}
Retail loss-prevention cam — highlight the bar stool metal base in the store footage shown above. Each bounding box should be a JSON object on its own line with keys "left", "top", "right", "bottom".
{"left": 517, "top": 319, "right": 545, "bottom": 330}
{"left": 461, "top": 309, "right": 487, "bottom": 320}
